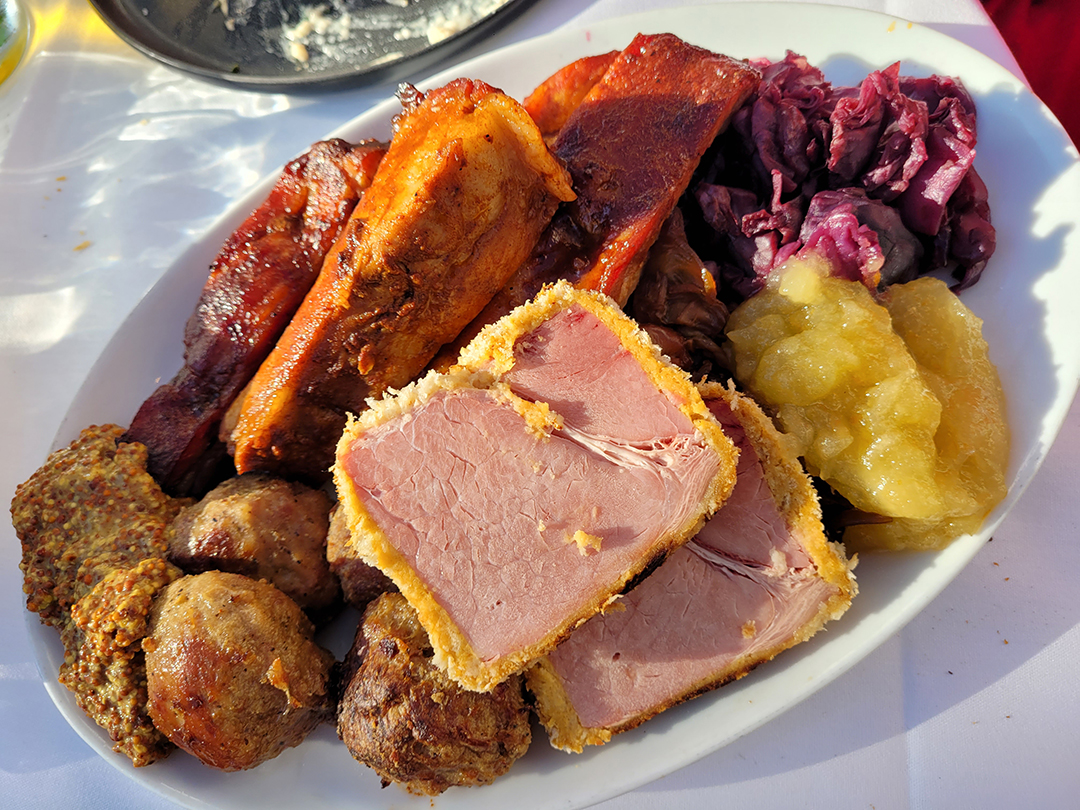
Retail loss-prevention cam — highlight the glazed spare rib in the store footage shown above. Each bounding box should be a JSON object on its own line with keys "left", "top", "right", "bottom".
{"left": 442, "top": 33, "right": 761, "bottom": 359}
{"left": 229, "top": 79, "right": 575, "bottom": 483}
{"left": 125, "top": 139, "right": 386, "bottom": 495}
{"left": 522, "top": 50, "right": 619, "bottom": 142}
{"left": 528, "top": 382, "right": 856, "bottom": 751}
{"left": 333, "top": 282, "right": 738, "bottom": 692}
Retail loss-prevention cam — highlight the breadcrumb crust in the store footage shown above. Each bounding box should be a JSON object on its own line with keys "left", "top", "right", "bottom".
{"left": 527, "top": 382, "right": 856, "bottom": 751}
{"left": 334, "top": 282, "right": 738, "bottom": 692}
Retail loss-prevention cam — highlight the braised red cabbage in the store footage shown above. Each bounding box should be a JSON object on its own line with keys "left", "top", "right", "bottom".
{"left": 684, "top": 51, "right": 995, "bottom": 301}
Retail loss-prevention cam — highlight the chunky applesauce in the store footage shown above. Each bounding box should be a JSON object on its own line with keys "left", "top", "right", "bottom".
{"left": 726, "top": 257, "right": 1008, "bottom": 551}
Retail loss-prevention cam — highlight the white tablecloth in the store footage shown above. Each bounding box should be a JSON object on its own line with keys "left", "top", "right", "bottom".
{"left": 2, "top": 1, "right": 1077, "bottom": 808}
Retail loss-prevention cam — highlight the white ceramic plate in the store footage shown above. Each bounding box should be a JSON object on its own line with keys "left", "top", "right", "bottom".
{"left": 30, "top": 3, "right": 1080, "bottom": 809}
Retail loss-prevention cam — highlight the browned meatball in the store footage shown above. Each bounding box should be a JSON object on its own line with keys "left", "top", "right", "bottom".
{"left": 337, "top": 593, "right": 531, "bottom": 795}
{"left": 326, "top": 504, "right": 394, "bottom": 611}
{"left": 144, "top": 571, "right": 335, "bottom": 771}
{"left": 169, "top": 473, "right": 340, "bottom": 617}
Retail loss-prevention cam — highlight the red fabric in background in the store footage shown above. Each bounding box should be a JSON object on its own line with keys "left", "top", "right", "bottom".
{"left": 982, "top": 0, "right": 1080, "bottom": 144}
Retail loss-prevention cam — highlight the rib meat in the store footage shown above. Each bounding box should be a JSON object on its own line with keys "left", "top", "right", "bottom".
{"left": 446, "top": 34, "right": 760, "bottom": 356}
{"left": 230, "top": 79, "right": 575, "bottom": 483}
{"left": 528, "top": 383, "right": 856, "bottom": 751}
{"left": 125, "top": 139, "right": 385, "bottom": 495}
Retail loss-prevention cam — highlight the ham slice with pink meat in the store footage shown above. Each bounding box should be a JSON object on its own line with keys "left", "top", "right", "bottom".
{"left": 333, "top": 283, "right": 738, "bottom": 692}
{"left": 528, "top": 382, "right": 856, "bottom": 751}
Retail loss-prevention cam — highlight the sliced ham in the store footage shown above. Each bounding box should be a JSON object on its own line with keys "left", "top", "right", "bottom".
{"left": 528, "top": 383, "right": 856, "bottom": 751}
{"left": 333, "top": 283, "right": 738, "bottom": 692}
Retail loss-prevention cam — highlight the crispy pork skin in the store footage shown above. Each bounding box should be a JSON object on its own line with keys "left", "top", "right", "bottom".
{"left": 444, "top": 34, "right": 760, "bottom": 358}
{"left": 229, "top": 79, "right": 575, "bottom": 483}
{"left": 334, "top": 283, "right": 737, "bottom": 692}
{"left": 528, "top": 383, "right": 856, "bottom": 751}
{"left": 125, "top": 139, "right": 385, "bottom": 495}
{"left": 523, "top": 51, "right": 619, "bottom": 141}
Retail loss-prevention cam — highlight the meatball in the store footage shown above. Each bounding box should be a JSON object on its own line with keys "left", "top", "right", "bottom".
{"left": 337, "top": 593, "right": 531, "bottom": 795}
{"left": 169, "top": 473, "right": 340, "bottom": 617}
{"left": 144, "top": 571, "right": 335, "bottom": 771}
{"left": 326, "top": 504, "right": 394, "bottom": 611}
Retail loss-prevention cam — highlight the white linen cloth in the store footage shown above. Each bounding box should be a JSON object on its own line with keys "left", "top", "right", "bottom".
{"left": 1, "top": 1, "right": 1076, "bottom": 808}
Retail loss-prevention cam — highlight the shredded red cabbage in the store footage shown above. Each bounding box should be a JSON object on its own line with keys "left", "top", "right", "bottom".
{"left": 686, "top": 51, "right": 995, "bottom": 302}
